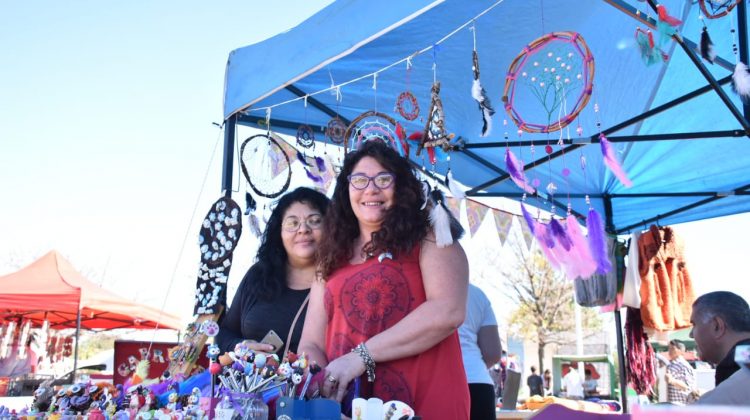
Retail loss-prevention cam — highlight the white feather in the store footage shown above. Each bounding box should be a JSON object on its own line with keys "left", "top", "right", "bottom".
{"left": 481, "top": 106, "right": 493, "bottom": 137}
{"left": 733, "top": 62, "right": 750, "bottom": 102}
{"left": 471, "top": 79, "right": 484, "bottom": 102}
{"left": 447, "top": 170, "right": 466, "bottom": 200}
{"left": 430, "top": 202, "right": 454, "bottom": 248}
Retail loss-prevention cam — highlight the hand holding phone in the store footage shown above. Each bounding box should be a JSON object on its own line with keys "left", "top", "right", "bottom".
{"left": 260, "top": 329, "right": 284, "bottom": 353}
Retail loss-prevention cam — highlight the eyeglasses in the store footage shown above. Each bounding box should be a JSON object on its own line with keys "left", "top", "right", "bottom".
{"left": 347, "top": 172, "right": 395, "bottom": 190}
{"left": 282, "top": 214, "right": 323, "bottom": 232}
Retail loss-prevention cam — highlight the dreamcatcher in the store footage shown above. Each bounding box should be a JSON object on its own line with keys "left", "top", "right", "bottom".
{"left": 344, "top": 110, "right": 408, "bottom": 156}
{"left": 194, "top": 196, "right": 242, "bottom": 315}
{"left": 240, "top": 133, "right": 292, "bottom": 199}
{"left": 395, "top": 57, "right": 420, "bottom": 122}
{"left": 699, "top": 0, "right": 742, "bottom": 19}
{"left": 503, "top": 31, "right": 594, "bottom": 134}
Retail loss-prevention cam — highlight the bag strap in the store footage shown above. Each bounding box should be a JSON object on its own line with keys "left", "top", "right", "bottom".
{"left": 283, "top": 292, "right": 310, "bottom": 356}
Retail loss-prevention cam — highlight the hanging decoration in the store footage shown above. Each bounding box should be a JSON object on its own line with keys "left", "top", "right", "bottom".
{"left": 325, "top": 117, "right": 347, "bottom": 144}
{"left": 505, "top": 148, "right": 536, "bottom": 194}
{"left": 240, "top": 133, "right": 292, "bottom": 198}
{"left": 244, "top": 192, "right": 262, "bottom": 238}
{"left": 466, "top": 200, "right": 490, "bottom": 237}
{"left": 635, "top": 27, "right": 668, "bottom": 65}
{"left": 194, "top": 196, "right": 242, "bottom": 315}
{"left": 446, "top": 168, "right": 466, "bottom": 200}
{"left": 700, "top": 25, "right": 717, "bottom": 64}
{"left": 344, "top": 110, "right": 407, "bottom": 156}
{"left": 728, "top": 8, "right": 750, "bottom": 102}
{"left": 699, "top": 0, "right": 742, "bottom": 19}
{"left": 586, "top": 205, "right": 613, "bottom": 275}
{"left": 503, "top": 31, "right": 595, "bottom": 133}
{"left": 396, "top": 91, "right": 420, "bottom": 121}
{"left": 470, "top": 24, "right": 495, "bottom": 137}
{"left": 492, "top": 209, "right": 514, "bottom": 246}
{"left": 418, "top": 81, "right": 455, "bottom": 155}
{"left": 599, "top": 133, "right": 633, "bottom": 187}
{"left": 428, "top": 188, "right": 458, "bottom": 248}
{"left": 656, "top": 4, "right": 682, "bottom": 46}
{"left": 296, "top": 124, "right": 315, "bottom": 149}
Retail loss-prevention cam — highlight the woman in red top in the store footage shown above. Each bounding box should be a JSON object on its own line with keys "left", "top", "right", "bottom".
{"left": 299, "top": 141, "right": 470, "bottom": 418}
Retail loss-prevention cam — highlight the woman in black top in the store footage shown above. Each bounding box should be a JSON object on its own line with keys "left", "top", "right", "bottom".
{"left": 216, "top": 187, "right": 329, "bottom": 359}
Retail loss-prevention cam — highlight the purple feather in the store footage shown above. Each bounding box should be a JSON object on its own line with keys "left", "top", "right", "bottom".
{"left": 549, "top": 218, "right": 572, "bottom": 251}
{"left": 566, "top": 215, "right": 597, "bottom": 279}
{"left": 521, "top": 203, "right": 536, "bottom": 235}
{"left": 297, "top": 150, "right": 311, "bottom": 166}
{"left": 314, "top": 156, "right": 326, "bottom": 172}
{"left": 586, "top": 208, "right": 612, "bottom": 274}
{"left": 304, "top": 167, "right": 323, "bottom": 183}
{"left": 505, "top": 149, "right": 536, "bottom": 194}
{"left": 535, "top": 223, "right": 560, "bottom": 268}
{"left": 600, "top": 134, "right": 633, "bottom": 187}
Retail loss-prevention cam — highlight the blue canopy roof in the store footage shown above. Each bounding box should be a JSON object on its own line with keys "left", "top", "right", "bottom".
{"left": 222, "top": 0, "right": 750, "bottom": 233}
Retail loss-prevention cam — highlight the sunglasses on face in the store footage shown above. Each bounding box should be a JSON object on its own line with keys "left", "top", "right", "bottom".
{"left": 281, "top": 214, "right": 323, "bottom": 232}
{"left": 347, "top": 172, "right": 395, "bottom": 190}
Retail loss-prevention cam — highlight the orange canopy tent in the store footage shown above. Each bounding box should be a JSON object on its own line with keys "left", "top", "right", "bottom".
{"left": 0, "top": 250, "right": 182, "bottom": 331}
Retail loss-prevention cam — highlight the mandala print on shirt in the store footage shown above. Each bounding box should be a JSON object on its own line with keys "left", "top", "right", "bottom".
{"left": 373, "top": 365, "right": 414, "bottom": 407}
{"left": 328, "top": 332, "right": 356, "bottom": 361}
{"left": 340, "top": 264, "right": 412, "bottom": 336}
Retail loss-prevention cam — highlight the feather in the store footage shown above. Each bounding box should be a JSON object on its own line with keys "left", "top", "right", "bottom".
{"left": 248, "top": 213, "right": 262, "bottom": 237}
{"left": 472, "top": 51, "right": 496, "bottom": 138}
{"left": 600, "top": 134, "right": 633, "bottom": 187}
{"left": 586, "top": 208, "right": 612, "bottom": 274}
{"left": 535, "top": 223, "right": 561, "bottom": 268}
{"left": 635, "top": 28, "right": 663, "bottom": 66}
{"left": 521, "top": 203, "right": 536, "bottom": 235}
{"left": 420, "top": 180, "right": 431, "bottom": 210}
{"left": 657, "top": 4, "right": 682, "bottom": 28}
{"left": 566, "top": 215, "right": 597, "bottom": 279}
{"left": 429, "top": 189, "right": 454, "bottom": 248}
{"left": 447, "top": 169, "right": 466, "bottom": 199}
{"left": 549, "top": 218, "right": 572, "bottom": 251}
{"left": 700, "top": 26, "right": 716, "bottom": 64}
{"left": 244, "top": 192, "right": 257, "bottom": 216}
{"left": 297, "top": 150, "right": 311, "bottom": 166}
{"left": 314, "top": 155, "right": 326, "bottom": 172}
{"left": 304, "top": 167, "right": 323, "bottom": 183}
{"left": 732, "top": 61, "right": 750, "bottom": 103}
{"left": 505, "top": 149, "right": 536, "bottom": 194}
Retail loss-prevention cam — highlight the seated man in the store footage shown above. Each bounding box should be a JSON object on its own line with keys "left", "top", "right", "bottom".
{"left": 691, "top": 291, "right": 750, "bottom": 406}
{"left": 583, "top": 369, "right": 599, "bottom": 397}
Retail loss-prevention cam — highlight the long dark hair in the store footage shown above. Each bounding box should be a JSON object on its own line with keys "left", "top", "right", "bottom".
{"left": 317, "top": 141, "right": 430, "bottom": 278}
{"left": 247, "top": 187, "right": 330, "bottom": 300}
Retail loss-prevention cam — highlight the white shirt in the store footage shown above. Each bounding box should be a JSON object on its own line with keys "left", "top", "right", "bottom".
{"left": 563, "top": 369, "right": 584, "bottom": 398}
{"left": 458, "top": 284, "right": 498, "bottom": 385}
{"left": 695, "top": 368, "right": 750, "bottom": 406}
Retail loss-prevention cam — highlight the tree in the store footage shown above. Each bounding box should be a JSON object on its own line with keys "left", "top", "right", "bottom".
{"left": 504, "top": 244, "right": 601, "bottom": 373}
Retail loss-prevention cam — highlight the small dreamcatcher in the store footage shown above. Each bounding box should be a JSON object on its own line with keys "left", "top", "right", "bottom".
{"left": 344, "top": 110, "right": 408, "bottom": 156}
{"left": 195, "top": 196, "right": 242, "bottom": 315}
{"left": 418, "top": 81, "right": 455, "bottom": 154}
{"left": 699, "top": 0, "right": 742, "bottom": 19}
{"left": 326, "top": 117, "right": 347, "bottom": 144}
{"left": 396, "top": 91, "right": 420, "bottom": 121}
{"left": 502, "top": 31, "right": 594, "bottom": 133}
{"left": 240, "top": 133, "right": 292, "bottom": 199}
{"left": 296, "top": 124, "right": 315, "bottom": 149}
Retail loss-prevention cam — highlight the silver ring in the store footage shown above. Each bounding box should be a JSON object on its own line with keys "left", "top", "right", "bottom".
{"left": 326, "top": 374, "right": 337, "bottom": 383}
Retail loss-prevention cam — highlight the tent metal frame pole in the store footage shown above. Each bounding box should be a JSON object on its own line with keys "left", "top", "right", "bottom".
{"left": 603, "top": 195, "right": 629, "bottom": 413}
{"left": 72, "top": 306, "right": 82, "bottom": 375}
{"left": 221, "top": 114, "right": 237, "bottom": 197}
{"left": 738, "top": 0, "right": 750, "bottom": 120}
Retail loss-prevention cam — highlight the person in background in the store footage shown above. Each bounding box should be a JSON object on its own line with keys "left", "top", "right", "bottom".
{"left": 527, "top": 366, "right": 543, "bottom": 397}
{"left": 582, "top": 369, "right": 599, "bottom": 397}
{"left": 692, "top": 292, "right": 750, "bottom": 406}
{"left": 665, "top": 339, "right": 697, "bottom": 405}
{"left": 542, "top": 369, "right": 552, "bottom": 396}
{"left": 216, "top": 187, "right": 330, "bottom": 360}
{"left": 298, "top": 141, "right": 470, "bottom": 419}
{"left": 690, "top": 291, "right": 750, "bottom": 386}
{"left": 562, "top": 364, "right": 584, "bottom": 400}
{"left": 459, "top": 284, "right": 502, "bottom": 420}
{"left": 489, "top": 363, "right": 503, "bottom": 401}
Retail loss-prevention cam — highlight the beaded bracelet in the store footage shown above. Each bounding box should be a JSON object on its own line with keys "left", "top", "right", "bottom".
{"left": 352, "top": 342, "right": 376, "bottom": 382}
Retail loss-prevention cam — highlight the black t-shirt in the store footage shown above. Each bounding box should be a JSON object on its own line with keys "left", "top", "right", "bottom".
{"left": 715, "top": 337, "right": 750, "bottom": 386}
{"left": 216, "top": 264, "right": 310, "bottom": 359}
{"left": 527, "top": 373, "right": 544, "bottom": 396}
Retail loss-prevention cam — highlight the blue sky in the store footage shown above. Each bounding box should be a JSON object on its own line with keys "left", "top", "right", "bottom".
{"left": 1, "top": 1, "right": 748, "bottom": 326}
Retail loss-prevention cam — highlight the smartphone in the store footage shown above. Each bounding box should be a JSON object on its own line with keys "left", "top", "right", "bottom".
{"left": 260, "top": 329, "right": 284, "bottom": 353}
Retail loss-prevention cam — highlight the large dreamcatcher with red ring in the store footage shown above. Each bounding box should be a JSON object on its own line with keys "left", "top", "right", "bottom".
{"left": 502, "top": 31, "right": 594, "bottom": 134}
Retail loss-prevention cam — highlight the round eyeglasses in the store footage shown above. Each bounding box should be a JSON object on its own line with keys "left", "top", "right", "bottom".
{"left": 282, "top": 214, "right": 323, "bottom": 232}
{"left": 347, "top": 172, "right": 395, "bottom": 190}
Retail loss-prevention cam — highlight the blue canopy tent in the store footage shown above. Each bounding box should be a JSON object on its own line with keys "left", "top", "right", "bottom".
{"left": 220, "top": 0, "right": 750, "bottom": 410}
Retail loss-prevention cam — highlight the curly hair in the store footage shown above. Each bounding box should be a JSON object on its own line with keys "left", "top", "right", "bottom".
{"left": 246, "top": 187, "right": 330, "bottom": 300}
{"left": 317, "top": 141, "right": 431, "bottom": 278}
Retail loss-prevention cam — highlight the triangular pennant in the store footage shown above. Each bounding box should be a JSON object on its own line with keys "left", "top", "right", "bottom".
{"left": 515, "top": 215, "right": 534, "bottom": 250}
{"left": 445, "top": 197, "right": 461, "bottom": 219}
{"left": 465, "top": 200, "right": 489, "bottom": 237}
{"left": 492, "top": 209, "right": 514, "bottom": 246}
